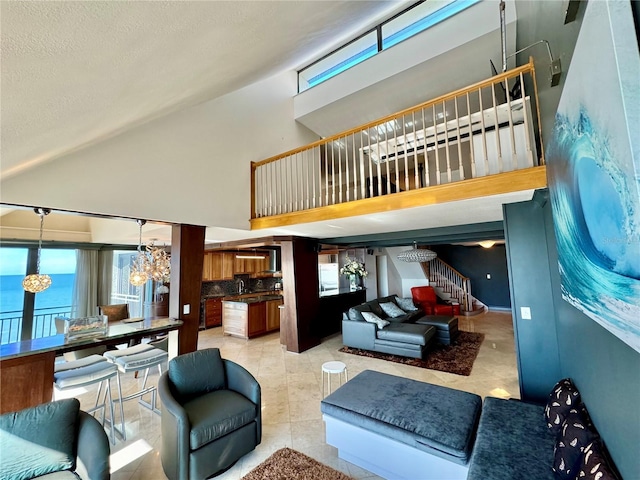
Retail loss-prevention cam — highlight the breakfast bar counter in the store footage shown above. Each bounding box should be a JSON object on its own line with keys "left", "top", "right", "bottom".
{"left": 0, "top": 317, "right": 182, "bottom": 414}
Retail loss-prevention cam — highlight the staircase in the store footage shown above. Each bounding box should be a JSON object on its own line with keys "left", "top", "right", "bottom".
{"left": 421, "top": 258, "right": 486, "bottom": 316}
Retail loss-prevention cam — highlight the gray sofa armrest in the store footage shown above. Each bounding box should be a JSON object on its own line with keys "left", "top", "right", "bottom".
{"left": 224, "top": 359, "right": 262, "bottom": 443}
{"left": 342, "top": 319, "right": 376, "bottom": 350}
{"left": 158, "top": 372, "right": 191, "bottom": 480}
{"left": 75, "top": 411, "right": 110, "bottom": 480}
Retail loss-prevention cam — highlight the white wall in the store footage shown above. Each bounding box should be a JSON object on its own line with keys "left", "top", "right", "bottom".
{"left": 0, "top": 71, "right": 319, "bottom": 230}
{"left": 385, "top": 246, "right": 429, "bottom": 297}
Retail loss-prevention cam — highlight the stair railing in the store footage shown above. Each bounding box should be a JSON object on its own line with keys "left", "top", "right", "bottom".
{"left": 251, "top": 58, "right": 542, "bottom": 219}
{"left": 424, "top": 258, "right": 474, "bottom": 312}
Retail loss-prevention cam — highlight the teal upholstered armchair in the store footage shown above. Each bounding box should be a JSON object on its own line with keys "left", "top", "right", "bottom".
{"left": 158, "top": 348, "right": 261, "bottom": 480}
{"left": 0, "top": 398, "right": 110, "bottom": 480}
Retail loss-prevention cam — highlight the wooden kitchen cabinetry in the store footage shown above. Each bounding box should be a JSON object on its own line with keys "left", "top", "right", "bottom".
{"left": 222, "top": 297, "right": 282, "bottom": 339}
{"left": 204, "top": 298, "right": 222, "bottom": 328}
{"left": 203, "top": 252, "right": 235, "bottom": 281}
{"left": 266, "top": 298, "right": 283, "bottom": 331}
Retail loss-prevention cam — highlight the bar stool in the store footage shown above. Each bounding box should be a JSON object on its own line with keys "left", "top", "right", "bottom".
{"left": 53, "top": 354, "right": 123, "bottom": 444}
{"left": 321, "top": 361, "right": 348, "bottom": 397}
{"left": 103, "top": 343, "right": 168, "bottom": 424}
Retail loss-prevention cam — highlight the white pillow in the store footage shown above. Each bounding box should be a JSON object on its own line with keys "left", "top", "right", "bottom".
{"left": 361, "top": 311, "right": 390, "bottom": 329}
{"left": 395, "top": 297, "right": 418, "bottom": 312}
{"left": 379, "top": 302, "right": 406, "bottom": 318}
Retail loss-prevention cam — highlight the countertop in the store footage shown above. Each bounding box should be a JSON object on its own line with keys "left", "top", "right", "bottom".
{"left": 203, "top": 290, "right": 283, "bottom": 301}
{"left": 0, "top": 317, "right": 183, "bottom": 361}
{"left": 222, "top": 294, "right": 283, "bottom": 304}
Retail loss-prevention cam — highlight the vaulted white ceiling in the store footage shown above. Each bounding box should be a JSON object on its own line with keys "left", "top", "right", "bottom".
{"left": 1, "top": 0, "right": 403, "bottom": 179}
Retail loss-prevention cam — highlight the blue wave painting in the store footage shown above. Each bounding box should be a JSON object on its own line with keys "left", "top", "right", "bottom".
{"left": 547, "top": 0, "right": 640, "bottom": 352}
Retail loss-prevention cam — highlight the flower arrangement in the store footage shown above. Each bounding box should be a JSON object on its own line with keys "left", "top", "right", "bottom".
{"left": 340, "top": 257, "right": 368, "bottom": 278}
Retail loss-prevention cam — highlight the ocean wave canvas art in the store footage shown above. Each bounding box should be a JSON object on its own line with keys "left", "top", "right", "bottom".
{"left": 547, "top": 0, "right": 640, "bottom": 352}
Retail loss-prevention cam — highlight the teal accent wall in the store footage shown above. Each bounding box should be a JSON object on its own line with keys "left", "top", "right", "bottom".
{"left": 504, "top": 191, "right": 640, "bottom": 479}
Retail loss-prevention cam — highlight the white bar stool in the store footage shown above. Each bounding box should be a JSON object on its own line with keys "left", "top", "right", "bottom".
{"left": 322, "top": 361, "right": 348, "bottom": 397}
{"left": 103, "top": 343, "right": 168, "bottom": 429}
{"left": 54, "top": 354, "right": 123, "bottom": 444}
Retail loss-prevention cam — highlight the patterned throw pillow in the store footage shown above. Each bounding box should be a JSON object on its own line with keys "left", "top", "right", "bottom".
{"left": 361, "top": 312, "right": 390, "bottom": 329}
{"left": 552, "top": 408, "right": 599, "bottom": 480}
{"left": 576, "top": 441, "right": 620, "bottom": 480}
{"left": 394, "top": 297, "right": 418, "bottom": 312}
{"left": 380, "top": 302, "right": 406, "bottom": 318}
{"left": 545, "top": 378, "right": 581, "bottom": 433}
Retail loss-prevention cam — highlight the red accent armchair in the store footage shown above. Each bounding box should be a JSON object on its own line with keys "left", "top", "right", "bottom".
{"left": 411, "top": 286, "right": 460, "bottom": 316}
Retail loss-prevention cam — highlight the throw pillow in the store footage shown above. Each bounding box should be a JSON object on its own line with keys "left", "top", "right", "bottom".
{"left": 576, "top": 441, "right": 620, "bottom": 480}
{"left": 169, "top": 348, "right": 226, "bottom": 401}
{"left": 545, "top": 378, "right": 581, "bottom": 433}
{"left": 552, "top": 407, "right": 599, "bottom": 480}
{"left": 380, "top": 302, "right": 406, "bottom": 318}
{"left": 361, "top": 311, "right": 390, "bottom": 329}
{"left": 394, "top": 297, "right": 418, "bottom": 312}
{"left": 0, "top": 398, "right": 79, "bottom": 480}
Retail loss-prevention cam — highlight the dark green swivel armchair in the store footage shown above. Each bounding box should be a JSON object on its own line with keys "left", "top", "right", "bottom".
{"left": 158, "top": 348, "right": 261, "bottom": 480}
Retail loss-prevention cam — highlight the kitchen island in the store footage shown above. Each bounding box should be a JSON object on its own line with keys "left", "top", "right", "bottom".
{"left": 222, "top": 295, "right": 283, "bottom": 339}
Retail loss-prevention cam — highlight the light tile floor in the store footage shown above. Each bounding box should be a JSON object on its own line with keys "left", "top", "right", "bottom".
{"left": 61, "top": 311, "right": 518, "bottom": 480}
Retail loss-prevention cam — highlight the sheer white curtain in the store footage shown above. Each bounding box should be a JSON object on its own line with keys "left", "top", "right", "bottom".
{"left": 72, "top": 250, "right": 113, "bottom": 317}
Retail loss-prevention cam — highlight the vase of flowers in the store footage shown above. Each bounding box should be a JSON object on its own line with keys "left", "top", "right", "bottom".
{"left": 340, "top": 257, "right": 368, "bottom": 290}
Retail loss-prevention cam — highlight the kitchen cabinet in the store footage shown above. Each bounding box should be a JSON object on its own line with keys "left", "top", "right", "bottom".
{"left": 202, "top": 252, "right": 214, "bottom": 281}
{"left": 266, "top": 298, "right": 283, "bottom": 331}
{"left": 247, "top": 302, "right": 266, "bottom": 337}
{"left": 222, "top": 296, "right": 282, "bottom": 339}
{"left": 204, "top": 298, "right": 222, "bottom": 328}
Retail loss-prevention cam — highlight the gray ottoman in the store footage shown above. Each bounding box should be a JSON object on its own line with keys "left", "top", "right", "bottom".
{"left": 416, "top": 315, "right": 459, "bottom": 345}
{"left": 321, "top": 370, "right": 482, "bottom": 479}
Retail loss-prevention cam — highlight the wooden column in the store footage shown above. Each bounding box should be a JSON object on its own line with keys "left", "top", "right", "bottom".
{"left": 280, "top": 237, "right": 320, "bottom": 353}
{"left": 169, "top": 224, "right": 206, "bottom": 355}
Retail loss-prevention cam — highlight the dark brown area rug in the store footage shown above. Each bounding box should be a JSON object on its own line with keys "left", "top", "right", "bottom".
{"left": 241, "top": 447, "right": 353, "bottom": 480}
{"left": 339, "top": 331, "right": 485, "bottom": 376}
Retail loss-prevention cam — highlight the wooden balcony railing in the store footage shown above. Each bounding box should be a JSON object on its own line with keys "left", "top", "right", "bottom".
{"left": 251, "top": 58, "right": 543, "bottom": 220}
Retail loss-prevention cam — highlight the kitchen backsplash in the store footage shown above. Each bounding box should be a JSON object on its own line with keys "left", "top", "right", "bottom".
{"left": 202, "top": 276, "right": 281, "bottom": 297}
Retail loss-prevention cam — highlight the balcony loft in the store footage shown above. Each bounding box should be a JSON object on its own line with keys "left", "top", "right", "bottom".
{"left": 251, "top": 59, "right": 547, "bottom": 230}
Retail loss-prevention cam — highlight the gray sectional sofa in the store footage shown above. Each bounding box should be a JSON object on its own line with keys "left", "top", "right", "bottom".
{"left": 342, "top": 295, "right": 459, "bottom": 359}
{"left": 322, "top": 371, "right": 620, "bottom": 480}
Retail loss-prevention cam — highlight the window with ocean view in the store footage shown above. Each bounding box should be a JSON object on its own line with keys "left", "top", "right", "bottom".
{"left": 0, "top": 247, "right": 76, "bottom": 344}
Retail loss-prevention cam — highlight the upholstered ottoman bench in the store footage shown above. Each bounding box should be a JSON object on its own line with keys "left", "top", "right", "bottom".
{"left": 415, "top": 315, "right": 459, "bottom": 345}
{"left": 321, "top": 370, "right": 482, "bottom": 480}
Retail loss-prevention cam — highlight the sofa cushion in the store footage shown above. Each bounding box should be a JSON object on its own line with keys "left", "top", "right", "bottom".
{"left": 361, "top": 312, "right": 390, "bottom": 329}
{"left": 545, "top": 378, "right": 581, "bottom": 433}
{"left": 467, "top": 397, "right": 556, "bottom": 480}
{"left": 394, "top": 296, "right": 418, "bottom": 311}
{"left": 0, "top": 399, "right": 79, "bottom": 480}
{"left": 169, "top": 348, "right": 226, "bottom": 401}
{"left": 368, "top": 300, "right": 387, "bottom": 318}
{"left": 379, "top": 302, "right": 406, "bottom": 318}
{"left": 184, "top": 389, "right": 257, "bottom": 450}
{"left": 552, "top": 407, "right": 599, "bottom": 479}
{"left": 348, "top": 304, "right": 372, "bottom": 322}
{"left": 575, "top": 440, "right": 620, "bottom": 480}
{"left": 377, "top": 323, "right": 434, "bottom": 346}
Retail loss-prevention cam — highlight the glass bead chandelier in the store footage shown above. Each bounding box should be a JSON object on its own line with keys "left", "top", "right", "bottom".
{"left": 129, "top": 220, "right": 171, "bottom": 287}
{"left": 22, "top": 208, "right": 52, "bottom": 293}
{"left": 129, "top": 220, "right": 151, "bottom": 286}
{"left": 397, "top": 242, "right": 437, "bottom": 262}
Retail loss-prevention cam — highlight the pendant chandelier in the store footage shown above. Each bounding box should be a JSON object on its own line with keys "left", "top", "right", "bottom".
{"left": 129, "top": 220, "right": 171, "bottom": 286}
{"left": 22, "top": 208, "right": 52, "bottom": 293}
{"left": 397, "top": 242, "right": 437, "bottom": 263}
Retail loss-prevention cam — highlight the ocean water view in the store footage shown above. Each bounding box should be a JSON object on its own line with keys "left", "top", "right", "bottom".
{"left": 0, "top": 273, "right": 75, "bottom": 343}
{"left": 0, "top": 273, "right": 75, "bottom": 317}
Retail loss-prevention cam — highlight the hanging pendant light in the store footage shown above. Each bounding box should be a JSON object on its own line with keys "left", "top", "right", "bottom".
{"left": 397, "top": 242, "right": 437, "bottom": 262}
{"left": 129, "top": 220, "right": 150, "bottom": 286}
{"left": 22, "top": 208, "right": 52, "bottom": 293}
{"left": 147, "top": 240, "right": 171, "bottom": 282}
